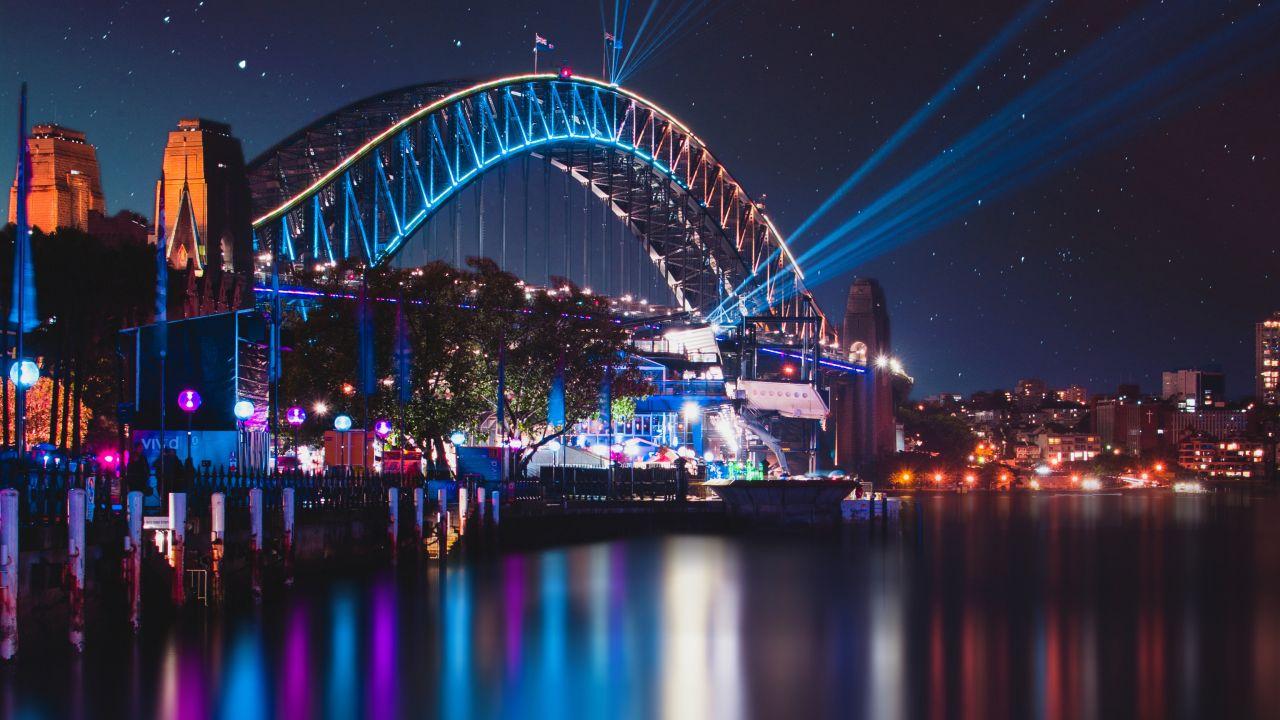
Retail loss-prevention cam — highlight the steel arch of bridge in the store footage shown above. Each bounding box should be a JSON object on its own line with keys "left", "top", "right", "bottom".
{"left": 249, "top": 74, "right": 825, "bottom": 331}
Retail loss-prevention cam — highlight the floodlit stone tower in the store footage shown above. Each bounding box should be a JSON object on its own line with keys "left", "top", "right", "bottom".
{"left": 7, "top": 124, "right": 105, "bottom": 233}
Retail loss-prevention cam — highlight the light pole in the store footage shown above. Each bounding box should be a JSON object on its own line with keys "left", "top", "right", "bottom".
{"left": 335, "top": 414, "right": 353, "bottom": 469}
{"left": 234, "top": 400, "right": 255, "bottom": 471}
{"left": 178, "top": 389, "right": 201, "bottom": 462}
{"left": 286, "top": 406, "right": 306, "bottom": 459}
{"left": 8, "top": 360, "right": 38, "bottom": 456}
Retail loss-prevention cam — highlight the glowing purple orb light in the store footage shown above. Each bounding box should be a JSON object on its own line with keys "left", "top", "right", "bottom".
{"left": 178, "top": 389, "right": 202, "bottom": 414}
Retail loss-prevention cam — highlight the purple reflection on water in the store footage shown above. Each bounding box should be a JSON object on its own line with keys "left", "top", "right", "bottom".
{"left": 502, "top": 555, "right": 525, "bottom": 675}
{"left": 368, "top": 577, "right": 398, "bottom": 719}
{"left": 280, "top": 603, "right": 311, "bottom": 720}
{"left": 0, "top": 493, "right": 1277, "bottom": 719}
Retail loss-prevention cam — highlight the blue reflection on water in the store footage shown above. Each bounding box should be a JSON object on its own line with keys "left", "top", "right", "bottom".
{"left": 219, "top": 626, "right": 267, "bottom": 720}
{"left": 327, "top": 586, "right": 357, "bottom": 720}
{"left": 3, "top": 493, "right": 1277, "bottom": 719}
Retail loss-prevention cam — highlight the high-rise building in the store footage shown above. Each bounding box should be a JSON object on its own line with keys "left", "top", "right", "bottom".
{"left": 1054, "top": 385, "right": 1089, "bottom": 405}
{"left": 1016, "top": 378, "right": 1048, "bottom": 400}
{"left": 7, "top": 124, "right": 105, "bottom": 233}
{"left": 831, "top": 278, "right": 896, "bottom": 472}
{"left": 150, "top": 119, "right": 253, "bottom": 276}
{"left": 1162, "top": 368, "right": 1226, "bottom": 409}
{"left": 1257, "top": 312, "right": 1280, "bottom": 405}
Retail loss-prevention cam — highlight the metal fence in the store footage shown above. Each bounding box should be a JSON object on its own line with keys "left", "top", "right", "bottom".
{"left": 533, "top": 466, "right": 679, "bottom": 501}
{"left": 0, "top": 461, "right": 455, "bottom": 528}
{"left": 0, "top": 460, "right": 682, "bottom": 529}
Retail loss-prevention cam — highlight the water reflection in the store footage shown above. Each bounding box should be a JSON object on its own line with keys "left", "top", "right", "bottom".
{"left": 2, "top": 492, "right": 1278, "bottom": 719}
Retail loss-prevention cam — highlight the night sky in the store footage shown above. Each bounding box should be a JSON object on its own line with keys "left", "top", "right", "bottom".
{"left": 1, "top": 1, "right": 1277, "bottom": 398}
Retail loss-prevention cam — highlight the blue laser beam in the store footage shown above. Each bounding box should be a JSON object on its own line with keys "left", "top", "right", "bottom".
{"left": 722, "top": 0, "right": 1279, "bottom": 320}
{"left": 785, "top": 0, "right": 1050, "bottom": 248}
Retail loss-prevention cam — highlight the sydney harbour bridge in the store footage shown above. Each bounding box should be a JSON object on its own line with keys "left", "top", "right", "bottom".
{"left": 240, "top": 73, "right": 884, "bottom": 475}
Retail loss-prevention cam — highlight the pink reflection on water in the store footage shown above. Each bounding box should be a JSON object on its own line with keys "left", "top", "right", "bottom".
{"left": 280, "top": 603, "right": 311, "bottom": 720}
{"left": 503, "top": 554, "right": 525, "bottom": 675}
{"left": 367, "top": 577, "right": 399, "bottom": 719}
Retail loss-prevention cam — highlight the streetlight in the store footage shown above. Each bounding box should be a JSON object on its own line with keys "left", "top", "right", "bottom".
{"left": 8, "top": 359, "right": 38, "bottom": 455}
{"left": 234, "top": 400, "right": 254, "bottom": 471}
{"left": 449, "top": 431, "right": 466, "bottom": 446}
{"left": 8, "top": 359, "right": 38, "bottom": 389}
{"left": 177, "top": 389, "right": 201, "bottom": 461}
{"left": 286, "top": 406, "right": 306, "bottom": 457}
{"left": 334, "top": 414, "right": 353, "bottom": 468}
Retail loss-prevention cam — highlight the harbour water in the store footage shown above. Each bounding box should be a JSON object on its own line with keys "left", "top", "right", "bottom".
{"left": 3, "top": 491, "right": 1277, "bottom": 719}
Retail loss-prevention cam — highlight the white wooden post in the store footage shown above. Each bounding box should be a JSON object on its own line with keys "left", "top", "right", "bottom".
{"left": 387, "top": 487, "right": 399, "bottom": 564}
{"left": 168, "top": 493, "right": 186, "bottom": 607}
{"left": 413, "top": 488, "right": 424, "bottom": 553}
{"left": 458, "top": 487, "right": 468, "bottom": 534}
{"left": 126, "top": 491, "right": 142, "bottom": 632}
{"left": 249, "top": 488, "right": 263, "bottom": 602}
{"left": 0, "top": 489, "right": 19, "bottom": 659}
{"left": 282, "top": 487, "right": 295, "bottom": 586}
{"left": 67, "top": 489, "right": 86, "bottom": 651}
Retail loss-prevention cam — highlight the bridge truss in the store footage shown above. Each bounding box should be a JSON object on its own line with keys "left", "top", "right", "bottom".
{"left": 248, "top": 74, "right": 831, "bottom": 338}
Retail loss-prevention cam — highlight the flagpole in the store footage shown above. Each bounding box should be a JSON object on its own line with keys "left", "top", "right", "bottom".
{"left": 12, "top": 83, "right": 29, "bottom": 457}
{"left": 155, "top": 169, "right": 168, "bottom": 493}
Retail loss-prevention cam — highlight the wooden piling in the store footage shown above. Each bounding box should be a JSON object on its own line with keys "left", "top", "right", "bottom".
{"left": 67, "top": 489, "right": 86, "bottom": 651}
{"left": 387, "top": 487, "right": 399, "bottom": 564}
{"left": 125, "top": 491, "right": 142, "bottom": 632}
{"left": 249, "top": 488, "right": 263, "bottom": 602}
{"left": 169, "top": 493, "right": 186, "bottom": 607}
{"left": 1, "top": 489, "right": 19, "bottom": 660}
{"left": 282, "top": 487, "right": 295, "bottom": 587}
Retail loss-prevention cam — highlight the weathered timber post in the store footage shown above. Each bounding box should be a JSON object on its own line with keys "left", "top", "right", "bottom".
{"left": 169, "top": 493, "right": 186, "bottom": 607}
{"left": 0, "top": 489, "right": 19, "bottom": 659}
{"left": 249, "top": 488, "right": 263, "bottom": 602}
{"left": 67, "top": 488, "right": 86, "bottom": 651}
{"left": 210, "top": 492, "right": 226, "bottom": 598}
{"left": 281, "top": 487, "right": 295, "bottom": 587}
{"left": 458, "top": 488, "right": 468, "bottom": 535}
{"left": 387, "top": 487, "right": 399, "bottom": 565}
{"left": 125, "top": 491, "right": 142, "bottom": 631}
{"left": 413, "top": 488, "right": 424, "bottom": 556}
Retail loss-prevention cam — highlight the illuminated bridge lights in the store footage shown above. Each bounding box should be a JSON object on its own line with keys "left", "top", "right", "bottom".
{"left": 247, "top": 74, "right": 830, "bottom": 339}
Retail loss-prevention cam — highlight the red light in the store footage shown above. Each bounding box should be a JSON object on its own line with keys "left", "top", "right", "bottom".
{"left": 782, "top": 365, "right": 795, "bottom": 377}
{"left": 558, "top": 65, "right": 573, "bottom": 79}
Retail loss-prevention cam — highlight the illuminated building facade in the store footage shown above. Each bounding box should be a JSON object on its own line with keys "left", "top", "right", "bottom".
{"left": 1178, "top": 434, "right": 1265, "bottom": 477}
{"left": 1256, "top": 312, "right": 1280, "bottom": 405}
{"left": 7, "top": 124, "right": 105, "bottom": 233}
{"left": 150, "top": 118, "right": 253, "bottom": 275}
{"left": 1035, "top": 432, "right": 1101, "bottom": 464}
{"left": 1162, "top": 368, "right": 1225, "bottom": 409}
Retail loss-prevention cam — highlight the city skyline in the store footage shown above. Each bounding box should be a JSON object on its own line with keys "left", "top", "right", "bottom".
{"left": 1, "top": 1, "right": 1277, "bottom": 397}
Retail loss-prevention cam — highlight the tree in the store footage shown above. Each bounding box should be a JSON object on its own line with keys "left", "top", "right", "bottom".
{"left": 277, "top": 257, "right": 648, "bottom": 476}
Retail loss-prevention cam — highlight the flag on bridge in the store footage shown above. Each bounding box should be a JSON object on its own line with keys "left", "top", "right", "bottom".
{"left": 534, "top": 34, "right": 555, "bottom": 50}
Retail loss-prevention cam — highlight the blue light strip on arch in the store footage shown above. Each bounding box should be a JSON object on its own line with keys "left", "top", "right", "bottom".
{"left": 252, "top": 74, "right": 822, "bottom": 332}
